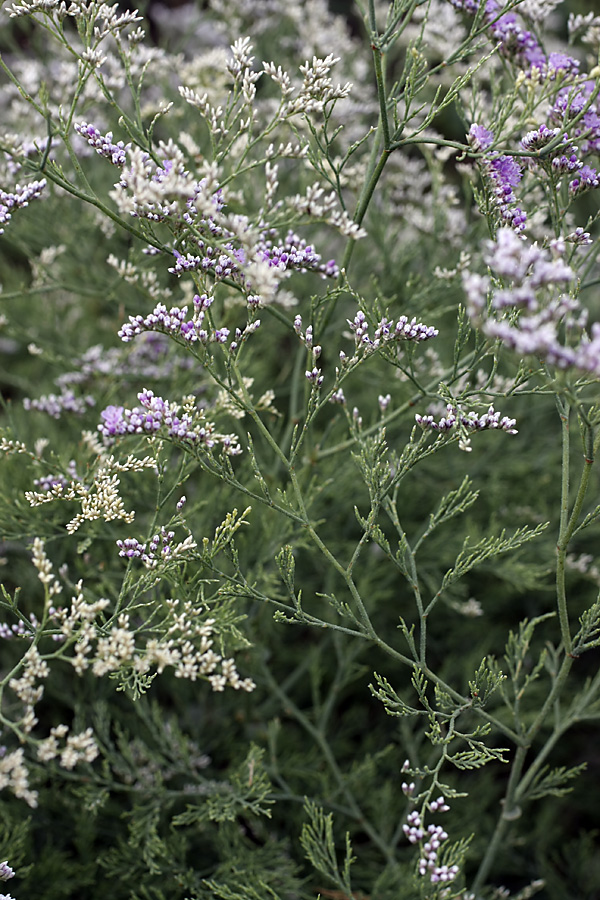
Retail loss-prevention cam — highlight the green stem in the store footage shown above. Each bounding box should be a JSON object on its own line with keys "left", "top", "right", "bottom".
{"left": 555, "top": 398, "right": 573, "bottom": 654}
{"left": 262, "top": 663, "right": 400, "bottom": 872}
{"left": 471, "top": 745, "right": 527, "bottom": 894}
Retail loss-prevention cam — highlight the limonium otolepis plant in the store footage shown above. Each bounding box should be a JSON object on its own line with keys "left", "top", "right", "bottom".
{"left": 1, "top": 0, "right": 600, "bottom": 898}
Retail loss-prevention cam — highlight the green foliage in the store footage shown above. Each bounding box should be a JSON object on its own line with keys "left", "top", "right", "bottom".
{"left": 173, "top": 746, "right": 273, "bottom": 826}
{"left": 438, "top": 523, "right": 550, "bottom": 598}
{"left": 299, "top": 800, "right": 355, "bottom": 897}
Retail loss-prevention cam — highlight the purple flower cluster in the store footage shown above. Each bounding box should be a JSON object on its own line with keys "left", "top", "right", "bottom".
{"left": 98, "top": 390, "right": 241, "bottom": 454}
{"left": 487, "top": 154, "right": 526, "bottom": 233}
{"left": 118, "top": 294, "right": 261, "bottom": 352}
{"left": 569, "top": 165, "right": 600, "bottom": 197}
{"left": 469, "top": 124, "right": 526, "bottom": 232}
{"left": 74, "top": 122, "right": 130, "bottom": 166}
{"left": 403, "top": 800, "right": 459, "bottom": 885}
{"left": 168, "top": 230, "right": 339, "bottom": 298}
{"left": 23, "top": 389, "right": 95, "bottom": 418}
{"left": 168, "top": 242, "right": 240, "bottom": 278}
{"left": 415, "top": 403, "right": 518, "bottom": 437}
{"left": 119, "top": 294, "right": 213, "bottom": 343}
{"left": 549, "top": 81, "right": 600, "bottom": 157}
{"left": 520, "top": 124, "right": 599, "bottom": 198}
{"left": 467, "top": 123, "right": 494, "bottom": 152}
{"left": 485, "top": 0, "right": 546, "bottom": 70}
{"left": 459, "top": 4, "right": 599, "bottom": 216}
{"left": 117, "top": 526, "right": 179, "bottom": 565}
{"left": 452, "top": 1, "right": 579, "bottom": 75}
{"left": 0, "top": 615, "right": 38, "bottom": 640}
{"left": 520, "top": 124, "right": 560, "bottom": 154}
{"left": 0, "top": 860, "right": 15, "bottom": 881}
{"left": 33, "top": 461, "right": 79, "bottom": 492}
{"left": 33, "top": 474, "right": 68, "bottom": 492}
{"left": 530, "top": 83, "right": 600, "bottom": 196}
{"left": 99, "top": 390, "right": 202, "bottom": 443}
{"left": 75, "top": 122, "right": 340, "bottom": 302}
{"left": 257, "top": 230, "right": 339, "bottom": 279}
{"left": 57, "top": 334, "right": 194, "bottom": 387}
{"left": 0, "top": 178, "right": 46, "bottom": 235}
{"left": 462, "top": 227, "right": 600, "bottom": 375}
{"left": 347, "top": 310, "right": 439, "bottom": 351}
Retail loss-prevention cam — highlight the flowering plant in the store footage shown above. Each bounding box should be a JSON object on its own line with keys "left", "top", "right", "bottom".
{"left": 1, "top": 0, "right": 600, "bottom": 897}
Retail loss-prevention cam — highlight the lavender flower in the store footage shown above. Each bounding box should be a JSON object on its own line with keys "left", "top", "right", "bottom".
{"left": 487, "top": 154, "right": 525, "bottom": 232}
{"left": 0, "top": 861, "right": 15, "bottom": 881}
{"left": 453, "top": 1, "right": 580, "bottom": 78}
{"left": 33, "top": 474, "right": 68, "bottom": 492}
{"left": 546, "top": 52, "right": 580, "bottom": 78}
{"left": 468, "top": 123, "right": 527, "bottom": 231}
{"left": 0, "top": 617, "right": 38, "bottom": 640}
{"left": 461, "top": 227, "right": 600, "bottom": 376}
{"left": 486, "top": 1, "right": 545, "bottom": 69}
{"left": 168, "top": 249, "right": 203, "bottom": 275}
{"left": 74, "top": 122, "right": 130, "bottom": 166}
{"left": 566, "top": 227, "right": 592, "bottom": 245}
{"left": 415, "top": 403, "right": 518, "bottom": 437}
{"left": 347, "top": 310, "right": 438, "bottom": 352}
{"left": 23, "top": 389, "right": 95, "bottom": 418}
{"left": 305, "top": 366, "right": 324, "bottom": 386}
{"left": 468, "top": 123, "right": 494, "bottom": 151}
{"left": 118, "top": 298, "right": 212, "bottom": 344}
{"left": 550, "top": 82, "right": 600, "bottom": 157}
{"left": 0, "top": 179, "right": 46, "bottom": 234}
{"left": 257, "top": 230, "right": 339, "bottom": 279}
{"left": 98, "top": 391, "right": 241, "bottom": 454}
{"left": 403, "top": 800, "right": 460, "bottom": 885}
{"left": 520, "top": 124, "right": 561, "bottom": 153}
{"left": 117, "top": 522, "right": 197, "bottom": 569}
{"left": 118, "top": 295, "right": 260, "bottom": 352}
{"left": 569, "top": 164, "right": 599, "bottom": 196}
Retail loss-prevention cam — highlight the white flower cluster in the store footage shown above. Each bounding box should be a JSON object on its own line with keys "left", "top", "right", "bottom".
{"left": 36, "top": 724, "right": 99, "bottom": 769}
{"left": 31, "top": 536, "right": 62, "bottom": 598}
{"left": 9, "top": 645, "right": 50, "bottom": 733}
{"left": 61, "top": 598, "right": 256, "bottom": 692}
{"left": 47, "top": 576, "right": 255, "bottom": 692}
{"left": 568, "top": 12, "right": 600, "bottom": 46}
{"left": 0, "top": 746, "right": 38, "bottom": 808}
{"left": 110, "top": 143, "right": 199, "bottom": 220}
{"left": 287, "top": 183, "right": 366, "bottom": 238}
{"left": 8, "top": 0, "right": 142, "bottom": 39}
{"left": 227, "top": 37, "right": 261, "bottom": 105}
{"left": 52, "top": 580, "right": 110, "bottom": 675}
{"left": 284, "top": 53, "right": 352, "bottom": 116}
{"left": 0, "top": 437, "right": 28, "bottom": 454}
{"left": 25, "top": 455, "right": 157, "bottom": 533}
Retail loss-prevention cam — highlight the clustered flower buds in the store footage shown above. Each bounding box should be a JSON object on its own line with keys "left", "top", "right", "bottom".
{"left": 347, "top": 310, "right": 439, "bottom": 352}
{"left": 74, "top": 122, "right": 130, "bottom": 166}
{"left": 0, "top": 178, "right": 46, "bottom": 235}
{"left": 415, "top": 403, "right": 518, "bottom": 451}
{"left": 117, "top": 526, "right": 197, "bottom": 569}
{"left": 403, "top": 799, "right": 459, "bottom": 885}
{"left": 0, "top": 859, "right": 15, "bottom": 881}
